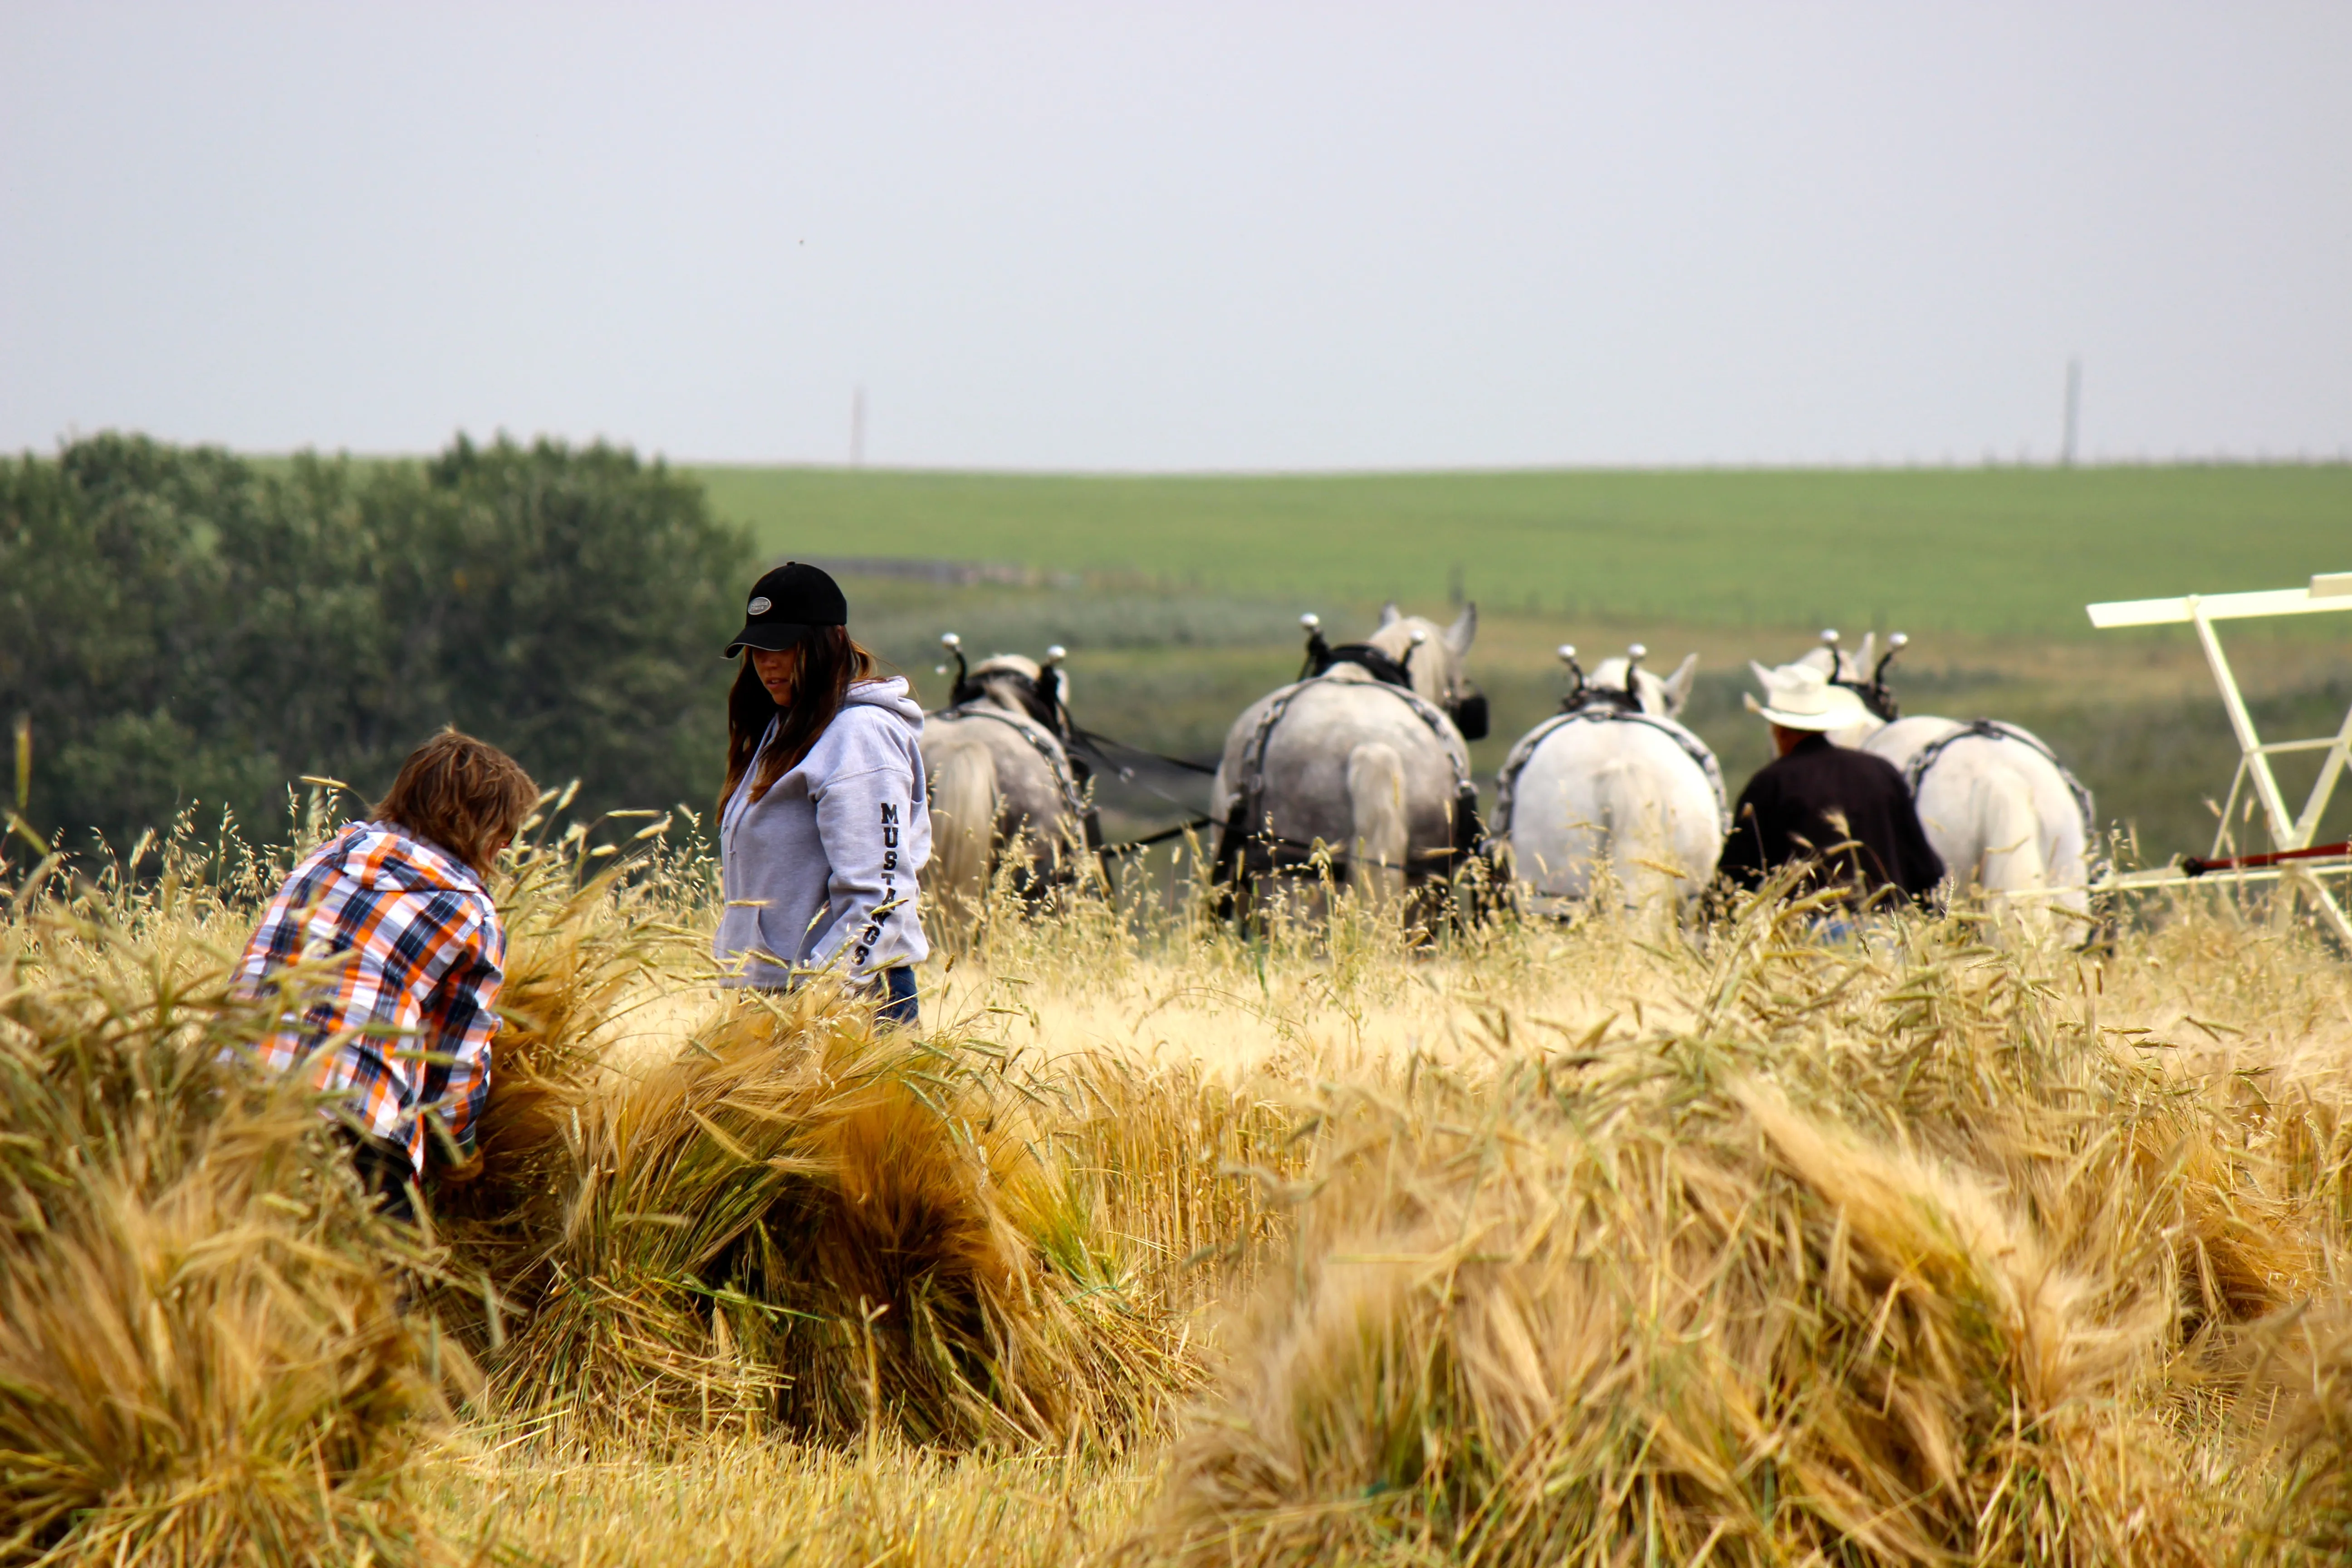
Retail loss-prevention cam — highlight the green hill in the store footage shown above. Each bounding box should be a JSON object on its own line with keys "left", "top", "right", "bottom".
{"left": 690, "top": 463, "right": 2352, "bottom": 637}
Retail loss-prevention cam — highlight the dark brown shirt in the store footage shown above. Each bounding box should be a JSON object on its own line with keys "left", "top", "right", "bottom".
{"left": 1715, "top": 734, "right": 1945, "bottom": 904}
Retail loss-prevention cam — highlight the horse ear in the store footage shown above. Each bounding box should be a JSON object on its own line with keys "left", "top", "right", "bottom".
{"left": 1856, "top": 632, "right": 1876, "bottom": 676}
{"left": 1661, "top": 652, "right": 1698, "bottom": 714}
{"left": 1378, "top": 601, "right": 1401, "bottom": 628}
{"left": 1443, "top": 603, "right": 1477, "bottom": 656}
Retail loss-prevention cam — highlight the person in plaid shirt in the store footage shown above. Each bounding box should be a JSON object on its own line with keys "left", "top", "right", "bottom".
{"left": 237, "top": 731, "right": 537, "bottom": 1222}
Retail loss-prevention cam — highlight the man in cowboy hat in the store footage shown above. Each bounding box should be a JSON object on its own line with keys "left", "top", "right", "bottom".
{"left": 1713, "top": 662, "right": 1944, "bottom": 905}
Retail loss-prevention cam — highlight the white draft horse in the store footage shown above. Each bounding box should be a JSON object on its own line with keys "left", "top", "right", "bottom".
{"left": 920, "top": 636, "right": 1103, "bottom": 943}
{"left": 1494, "top": 644, "right": 1726, "bottom": 915}
{"left": 1210, "top": 603, "right": 1485, "bottom": 918}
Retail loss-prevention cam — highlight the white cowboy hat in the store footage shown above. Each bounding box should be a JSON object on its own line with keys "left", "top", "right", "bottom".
{"left": 1744, "top": 661, "right": 1872, "bottom": 731}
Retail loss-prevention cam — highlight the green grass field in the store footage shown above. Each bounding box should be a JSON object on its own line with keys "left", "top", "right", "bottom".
{"left": 691, "top": 463, "right": 2352, "bottom": 637}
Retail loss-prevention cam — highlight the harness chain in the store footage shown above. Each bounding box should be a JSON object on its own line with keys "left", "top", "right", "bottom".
{"left": 1494, "top": 707, "right": 1730, "bottom": 838}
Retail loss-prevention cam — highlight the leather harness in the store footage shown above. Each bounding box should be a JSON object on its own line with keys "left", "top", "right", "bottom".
{"left": 933, "top": 702, "right": 1088, "bottom": 825}
{"left": 1301, "top": 629, "right": 1489, "bottom": 740}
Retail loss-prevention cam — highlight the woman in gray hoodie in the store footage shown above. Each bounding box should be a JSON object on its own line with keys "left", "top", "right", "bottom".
{"left": 713, "top": 562, "right": 931, "bottom": 1025}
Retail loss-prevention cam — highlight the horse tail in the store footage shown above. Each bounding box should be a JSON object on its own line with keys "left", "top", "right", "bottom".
{"left": 1588, "top": 755, "right": 1667, "bottom": 907}
{"left": 1973, "top": 765, "right": 2048, "bottom": 894}
{"left": 929, "top": 745, "right": 1001, "bottom": 947}
{"left": 1346, "top": 742, "right": 1408, "bottom": 907}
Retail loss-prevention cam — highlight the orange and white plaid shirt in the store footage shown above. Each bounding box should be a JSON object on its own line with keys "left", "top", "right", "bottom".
{"left": 235, "top": 821, "right": 505, "bottom": 1172}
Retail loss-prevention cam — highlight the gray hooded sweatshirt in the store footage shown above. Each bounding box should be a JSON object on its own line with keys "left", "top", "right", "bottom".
{"left": 714, "top": 676, "right": 932, "bottom": 987}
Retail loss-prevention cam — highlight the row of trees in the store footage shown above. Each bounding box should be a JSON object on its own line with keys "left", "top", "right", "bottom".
{"left": 0, "top": 433, "right": 760, "bottom": 856}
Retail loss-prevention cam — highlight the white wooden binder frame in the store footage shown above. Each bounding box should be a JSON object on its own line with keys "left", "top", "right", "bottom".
{"left": 2085, "top": 572, "right": 2352, "bottom": 944}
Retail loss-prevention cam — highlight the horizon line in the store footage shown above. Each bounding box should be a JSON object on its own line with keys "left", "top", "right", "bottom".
{"left": 198, "top": 449, "right": 2352, "bottom": 480}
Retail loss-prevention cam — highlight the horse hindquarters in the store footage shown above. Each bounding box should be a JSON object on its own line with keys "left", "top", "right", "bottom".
{"left": 1213, "top": 678, "right": 1469, "bottom": 920}
{"left": 1891, "top": 719, "right": 2092, "bottom": 928}
{"left": 1927, "top": 761, "right": 2055, "bottom": 940}
{"left": 1508, "top": 723, "right": 1722, "bottom": 914}
{"left": 1587, "top": 757, "right": 1680, "bottom": 907}
{"left": 1346, "top": 743, "right": 1409, "bottom": 906}
{"left": 926, "top": 743, "right": 1001, "bottom": 946}
{"left": 1966, "top": 765, "right": 2049, "bottom": 896}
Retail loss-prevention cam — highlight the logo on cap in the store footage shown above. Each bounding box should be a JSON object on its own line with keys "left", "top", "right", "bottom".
{"left": 748, "top": 597, "right": 772, "bottom": 615}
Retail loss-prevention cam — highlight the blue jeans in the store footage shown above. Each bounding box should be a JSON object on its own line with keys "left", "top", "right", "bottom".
{"left": 748, "top": 968, "right": 918, "bottom": 1028}
{"left": 335, "top": 1127, "right": 419, "bottom": 1225}
{"left": 877, "top": 965, "right": 919, "bottom": 1029}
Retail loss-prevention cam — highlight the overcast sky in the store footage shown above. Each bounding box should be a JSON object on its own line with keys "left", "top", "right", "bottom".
{"left": 4, "top": 2, "right": 2348, "bottom": 470}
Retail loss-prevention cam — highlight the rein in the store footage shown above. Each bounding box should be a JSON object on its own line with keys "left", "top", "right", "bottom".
{"left": 1065, "top": 724, "right": 1219, "bottom": 776}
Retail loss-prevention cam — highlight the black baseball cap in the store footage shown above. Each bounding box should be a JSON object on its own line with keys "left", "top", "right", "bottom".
{"left": 723, "top": 561, "right": 849, "bottom": 656}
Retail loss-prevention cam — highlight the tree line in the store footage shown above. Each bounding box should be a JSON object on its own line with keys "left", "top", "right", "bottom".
{"left": 0, "top": 433, "right": 759, "bottom": 858}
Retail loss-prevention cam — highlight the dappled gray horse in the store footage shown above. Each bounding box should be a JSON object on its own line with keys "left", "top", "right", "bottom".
{"left": 1211, "top": 603, "right": 1485, "bottom": 914}
{"left": 1495, "top": 644, "right": 1726, "bottom": 914}
{"left": 921, "top": 638, "right": 1100, "bottom": 941}
{"left": 1798, "top": 630, "right": 2097, "bottom": 928}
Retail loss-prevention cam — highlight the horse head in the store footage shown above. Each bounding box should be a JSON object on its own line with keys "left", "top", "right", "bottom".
{"left": 1365, "top": 603, "right": 1481, "bottom": 731}
{"left": 940, "top": 634, "right": 1074, "bottom": 737}
{"left": 1797, "top": 628, "right": 1906, "bottom": 726}
{"left": 1578, "top": 646, "right": 1699, "bottom": 717}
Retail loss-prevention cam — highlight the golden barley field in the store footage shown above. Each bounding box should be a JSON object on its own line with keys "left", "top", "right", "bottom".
{"left": 7, "top": 805, "right": 2352, "bottom": 1567}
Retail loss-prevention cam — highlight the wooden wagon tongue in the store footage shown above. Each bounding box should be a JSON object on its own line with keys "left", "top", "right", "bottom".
{"left": 2182, "top": 841, "right": 2352, "bottom": 878}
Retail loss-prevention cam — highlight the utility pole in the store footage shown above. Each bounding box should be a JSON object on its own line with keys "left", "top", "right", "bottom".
{"left": 2060, "top": 358, "right": 2081, "bottom": 467}
{"left": 851, "top": 387, "right": 867, "bottom": 468}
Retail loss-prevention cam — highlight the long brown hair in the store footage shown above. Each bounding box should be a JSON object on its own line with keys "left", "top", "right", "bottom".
{"left": 373, "top": 729, "right": 539, "bottom": 876}
{"left": 721, "top": 626, "right": 880, "bottom": 811}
